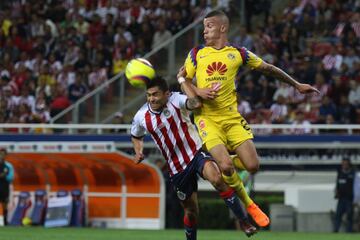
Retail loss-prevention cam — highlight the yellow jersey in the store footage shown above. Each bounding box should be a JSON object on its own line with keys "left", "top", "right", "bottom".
{"left": 184, "top": 44, "right": 263, "bottom": 116}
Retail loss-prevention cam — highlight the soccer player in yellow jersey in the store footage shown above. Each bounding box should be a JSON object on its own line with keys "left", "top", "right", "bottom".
{"left": 181, "top": 10, "right": 320, "bottom": 228}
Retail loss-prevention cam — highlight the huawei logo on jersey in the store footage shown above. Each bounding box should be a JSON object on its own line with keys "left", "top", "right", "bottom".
{"left": 206, "top": 62, "right": 227, "bottom": 76}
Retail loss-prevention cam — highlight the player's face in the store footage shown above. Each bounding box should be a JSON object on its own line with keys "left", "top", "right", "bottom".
{"left": 146, "top": 86, "right": 169, "bottom": 111}
{"left": 203, "top": 16, "right": 222, "bottom": 45}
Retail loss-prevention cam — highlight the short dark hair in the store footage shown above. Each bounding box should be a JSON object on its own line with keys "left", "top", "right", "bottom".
{"left": 205, "top": 10, "right": 227, "bottom": 19}
{"left": 146, "top": 76, "right": 169, "bottom": 92}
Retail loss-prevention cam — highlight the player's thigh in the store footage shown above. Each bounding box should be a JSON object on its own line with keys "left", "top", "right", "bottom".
{"left": 234, "top": 139, "right": 260, "bottom": 173}
{"left": 225, "top": 117, "right": 253, "bottom": 152}
{"left": 194, "top": 116, "right": 226, "bottom": 151}
{"left": 208, "top": 144, "right": 234, "bottom": 175}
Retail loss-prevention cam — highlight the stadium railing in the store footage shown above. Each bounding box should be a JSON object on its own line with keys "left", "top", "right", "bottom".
{"left": 0, "top": 123, "right": 359, "bottom": 135}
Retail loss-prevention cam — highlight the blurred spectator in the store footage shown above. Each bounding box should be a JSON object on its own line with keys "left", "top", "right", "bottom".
{"left": 348, "top": 80, "right": 360, "bottom": 108}
{"left": 318, "top": 96, "right": 337, "bottom": 123}
{"left": 50, "top": 87, "right": 70, "bottom": 118}
{"left": 337, "top": 95, "right": 357, "bottom": 124}
{"left": 57, "top": 64, "right": 76, "bottom": 90}
{"left": 168, "top": 9, "right": 186, "bottom": 34}
{"left": 250, "top": 110, "right": 272, "bottom": 135}
{"left": 237, "top": 77, "right": 259, "bottom": 106}
{"left": 151, "top": 19, "right": 172, "bottom": 50}
{"left": 68, "top": 74, "right": 88, "bottom": 103}
{"left": 256, "top": 76, "right": 276, "bottom": 109}
{"left": 308, "top": 73, "right": 329, "bottom": 108}
{"left": 111, "top": 111, "right": 127, "bottom": 134}
{"left": 192, "top": 0, "right": 212, "bottom": 20}
{"left": 270, "top": 95, "right": 288, "bottom": 124}
{"left": 343, "top": 47, "right": 360, "bottom": 70}
{"left": 322, "top": 45, "right": 343, "bottom": 72}
{"left": 237, "top": 93, "right": 252, "bottom": 118}
{"left": 17, "top": 87, "right": 35, "bottom": 113}
{"left": 272, "top": 82, "right": 290, "bottom": 102}
{"left": 33, "top": 102, "right": 51, "bottom": 123}
{"left": 291, "top": 110, "right": 312, "bottom": 134}
{"left": 244, "top": 0, "right": 271, "bottom": 32}
{"left": 328, "top": 76, "right": 349, "bottom": 106}
{"left": 233, "top": 26, "right": 254, "bottom": 51}
{"left": 88, "top": 63, "right": 107, "bottom": 90}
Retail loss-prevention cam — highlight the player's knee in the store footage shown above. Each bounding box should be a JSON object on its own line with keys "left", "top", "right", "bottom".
{"left": 209, "top": 172, "right": 224, "bottom": 190}
{"left": 218, "top": 160, "right": 234, "bottom": 175}
{"left": 246, "top": 161, "right": 259, "bottom": 174}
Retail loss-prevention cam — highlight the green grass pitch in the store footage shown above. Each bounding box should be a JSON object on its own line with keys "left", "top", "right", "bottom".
{"left": 0, "top": 228, "right": 359, "bottom": 240}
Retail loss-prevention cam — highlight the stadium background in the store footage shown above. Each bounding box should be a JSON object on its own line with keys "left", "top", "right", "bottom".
{"left": 0, "top": 0, "right": 360, "bottom": 238}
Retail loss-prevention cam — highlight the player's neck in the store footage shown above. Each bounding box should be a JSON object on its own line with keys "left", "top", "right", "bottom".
{"left": 211, "top": 38, "right": 228, "bottom": 50}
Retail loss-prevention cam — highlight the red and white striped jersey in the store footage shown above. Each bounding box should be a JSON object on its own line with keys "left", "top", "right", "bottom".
{"left": 131, "top": 92, "right": 202, "bottom": 176}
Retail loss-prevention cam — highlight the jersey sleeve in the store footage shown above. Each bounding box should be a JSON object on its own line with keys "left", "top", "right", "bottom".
{"left": 238, "top": 47, "right": 263, "bottom": 69}
{"left": 170, "top": 92, "right": 188, "bottom": 110}
{"left": 130, "top": 111, "right": 146, "bottom": 138}
{"left": 184, "top": 45, "right": 204, "bottom": 79}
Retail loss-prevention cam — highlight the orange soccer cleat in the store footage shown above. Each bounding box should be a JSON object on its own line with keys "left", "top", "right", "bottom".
{"left": 247, "top": 203, "right": 270, "bottom": 227}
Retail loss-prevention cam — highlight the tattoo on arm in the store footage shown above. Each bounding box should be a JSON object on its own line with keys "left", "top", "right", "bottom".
{"left": 259, "top": 63, "right": 299, "bottom": 87}
{"left": 187, "top": 97, "right": 201, "bottom": 110}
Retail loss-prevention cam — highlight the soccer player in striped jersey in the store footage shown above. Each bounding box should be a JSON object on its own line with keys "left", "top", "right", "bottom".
{"left": 131, "top": 75, "right": 257, "bottom": 239}
{"left": 182, "top": 10, "right": 320, "bottom": 228}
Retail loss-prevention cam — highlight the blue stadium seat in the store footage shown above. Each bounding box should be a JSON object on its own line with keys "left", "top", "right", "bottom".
{"left": 30, "top": 190, "right": 47, "bottom": 225}
{"left": 70, "top": 189, "right": 85, "bottom": 227}
{"left": 9, "top": 191, "right": 31, "bottom": 226}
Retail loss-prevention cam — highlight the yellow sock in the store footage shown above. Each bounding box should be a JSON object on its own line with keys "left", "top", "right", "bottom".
{"left": 222, "top": 171, "right": 253, "bottom": 208}
{"left": 231, "top": 155, "right": 246, "bottom": 170}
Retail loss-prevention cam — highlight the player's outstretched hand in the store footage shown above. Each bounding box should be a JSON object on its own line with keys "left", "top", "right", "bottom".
{"left": 177, "top": 66, "right": 186, "bottom": 80}
{"left": 196, "top": 87, "right": 219, "bottom": 100}
{"left": 134, "top": 152, "right": 145, "bottom": 164}
{"left": 296, "top": 83, "right": 320, "bottom": 94}
{"left": 196, "top": 83, "right": 220, "bottom": 100}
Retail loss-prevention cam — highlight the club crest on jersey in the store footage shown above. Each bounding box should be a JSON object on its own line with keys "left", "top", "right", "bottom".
{"left": 206, "top": 62, "right": 227, "bottom": 76}
{"left": 177, "top": 190, "right": 186, "bottom": 200}
{"left": 227, "top": 53, "right": 235, "bottom": 60}
{"left": 199, "top": 120, "right": 205, "bottom": 129}
{"left": 201, "top": 131, "right": 207, "bottom": 137}
{"left": 163, "top": 109, "right": 171, "bottom": 117}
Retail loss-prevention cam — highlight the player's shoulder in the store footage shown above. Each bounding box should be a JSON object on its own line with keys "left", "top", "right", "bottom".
{"left": 188, "top": 44, "right": 206, "bottom": 55}
{"left": 186, "top": 44, "right": 206, "bottom": 67}
{"left": 133, "top": 103, "right": 149, "bottom": 120}
{"left": 169, "top": 92, "right": 186, "bottom": 101}
{"left": 226, "top": 42, "right": 248, "bottom": 52}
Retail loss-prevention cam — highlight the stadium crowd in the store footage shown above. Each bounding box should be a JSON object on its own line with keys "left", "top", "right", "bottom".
{"left": 0, "top": 0, "right": 359, "bottom": 131}
{"left": 234, "top": 0, "right": 360, "bottom": 132}
{"left": 0, "top": 0, "right": 215, "bottom": 126}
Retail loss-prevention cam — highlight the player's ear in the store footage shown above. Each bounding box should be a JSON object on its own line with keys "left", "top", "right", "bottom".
{"left": 220, "top": 24, "right": 227, "bottom": 33}
{"left": 165, "top": 90, "right": 170, "bottom": 97}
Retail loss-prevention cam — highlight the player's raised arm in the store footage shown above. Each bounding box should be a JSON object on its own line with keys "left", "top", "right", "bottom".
{"left": 177, "top": 66, "right": 202, "bottom": 110}
{"left": 256, "top": 61, "right": 320, "bottom": 94}
{"left": 131, "top": 136, "right": 145, "bottom": 164}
